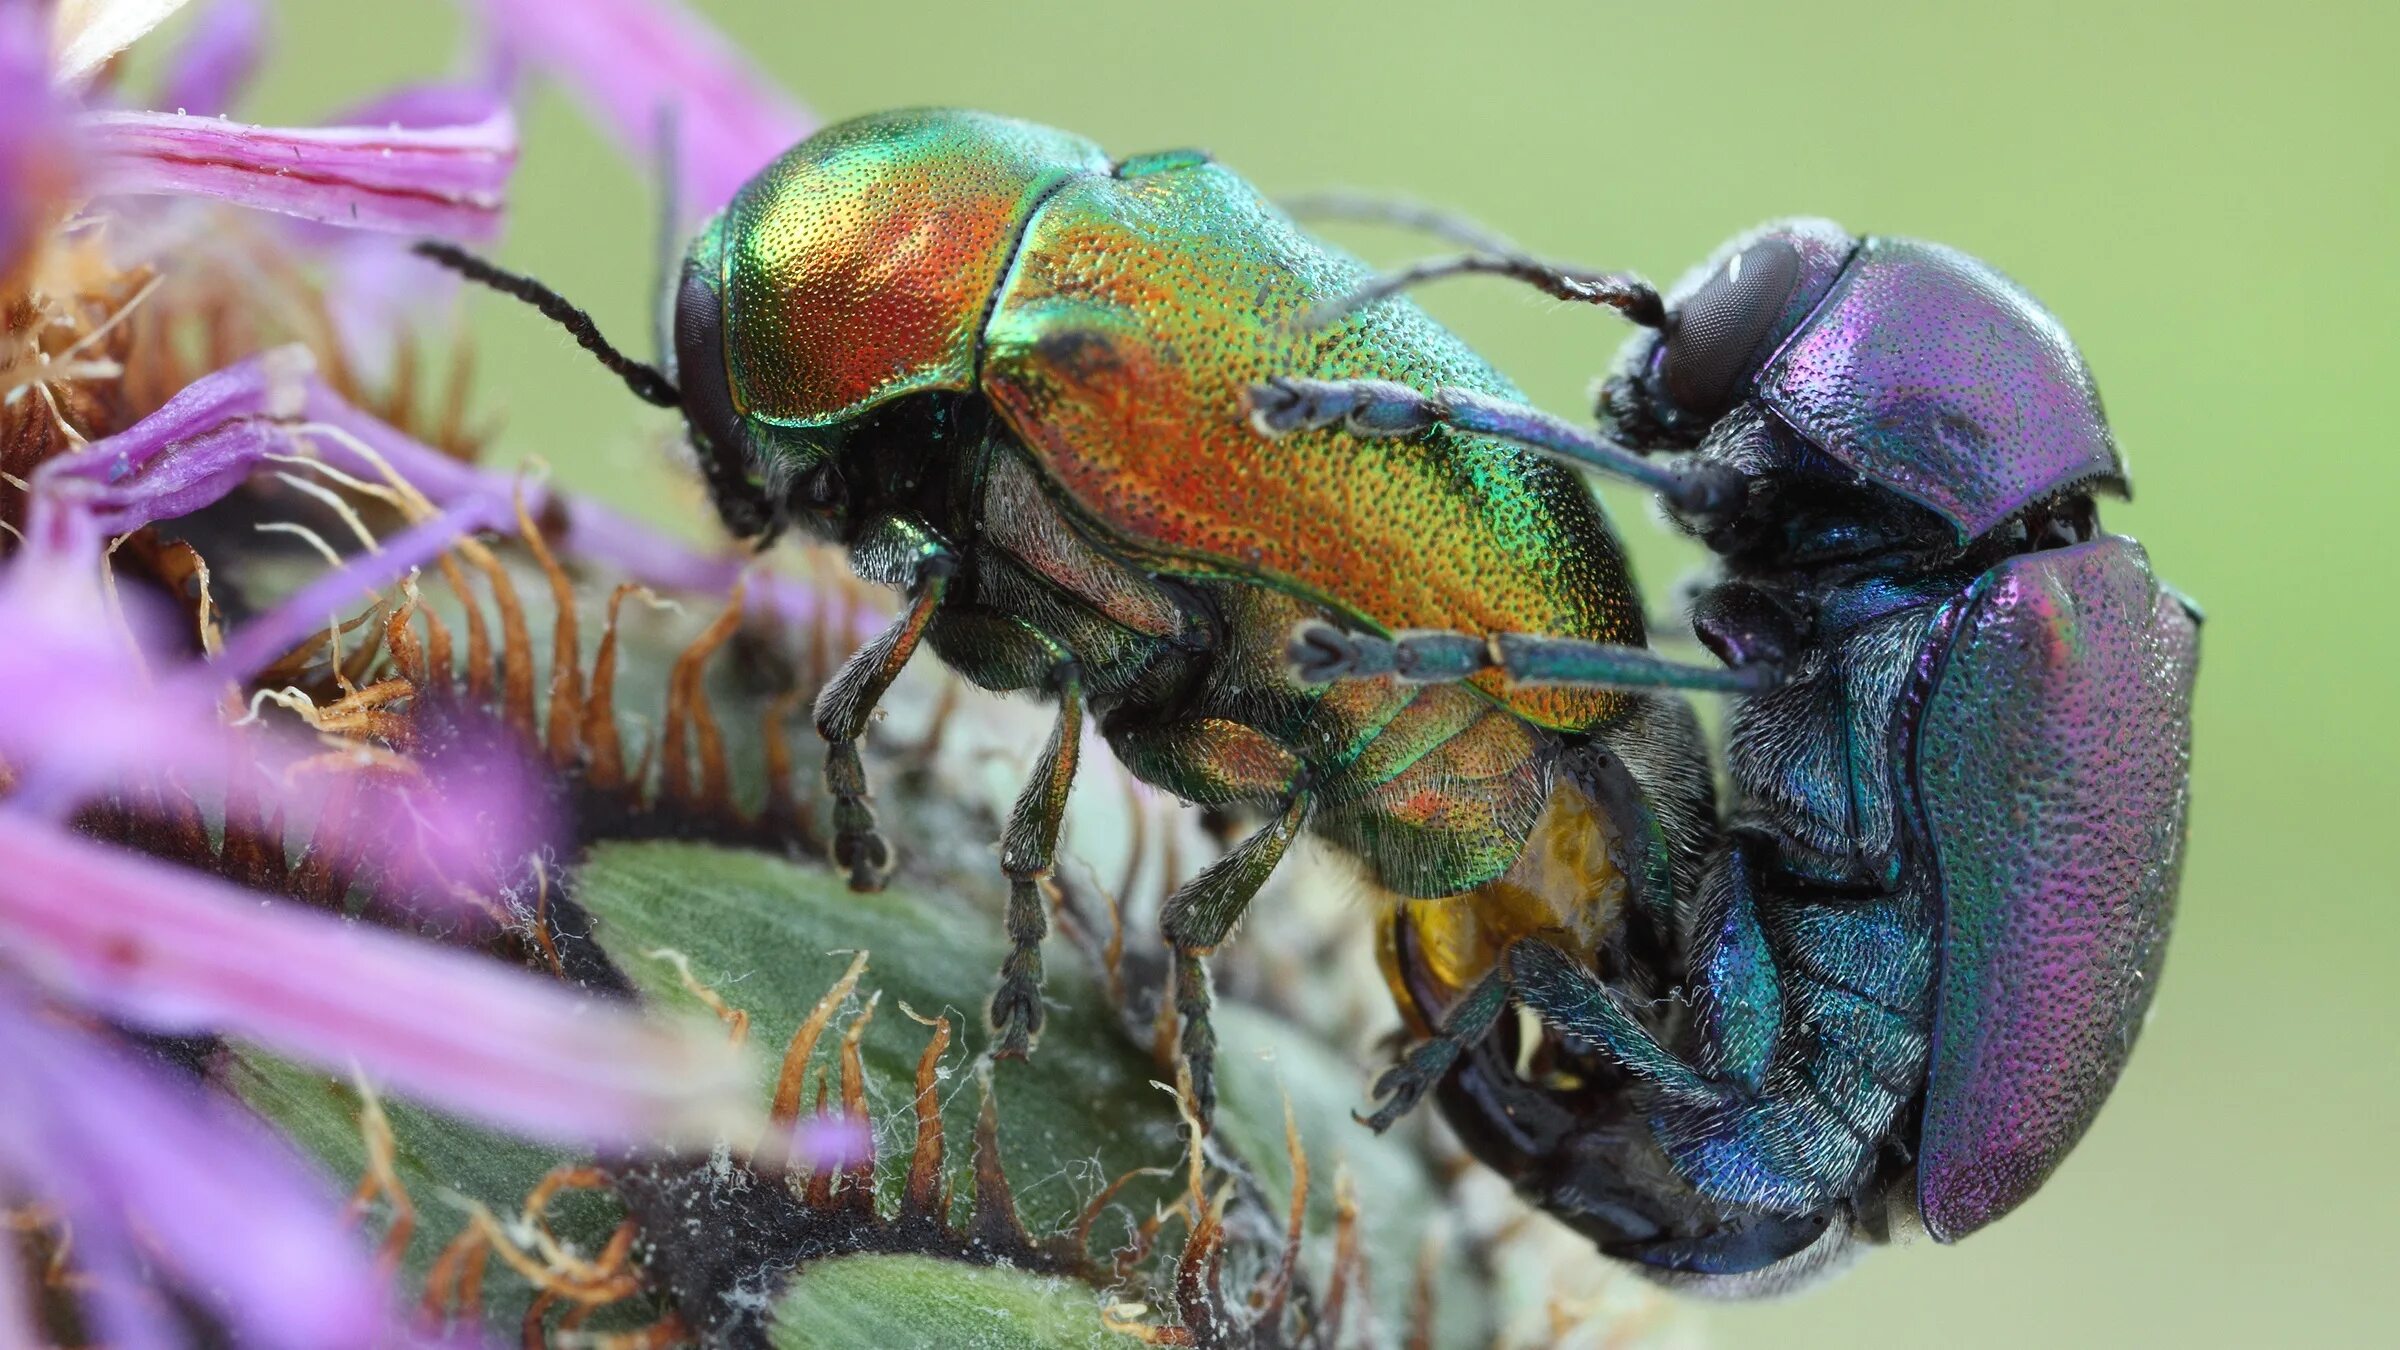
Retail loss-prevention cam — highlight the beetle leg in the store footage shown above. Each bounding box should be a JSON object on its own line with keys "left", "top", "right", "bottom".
{"left": 813, "top": 542, "right": 956, "bottom": 891}
{"left": 1245, "top": 378, "right": 1741, "bottom": 522}
{"left": 1160, "top": 790, "right": 1312, "bottom": 1122}
{"left": 1507, "top": 939, "right": 1725, "bottom": 1105}
{"left": 1304, "top": 255, "right": 1665, "bottom": 330}
{"left": 1510, "top": 869, "right": 1906, "bottom": 1217}
{"left": 1277, "top": 188, "right": 1527, "bottom": 256}
{"left": 1358, "top": 966, "right": 1510, "bottom": 1133}
{"left": 990, "top": 662, "right": 1084, "bottom": 1059}
{"left": 1290, "top": 622, "right": 1781, "bottom": 694}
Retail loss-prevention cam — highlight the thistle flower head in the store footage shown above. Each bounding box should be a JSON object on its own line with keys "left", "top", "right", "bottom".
{"left": 0, "top": 2, "right": 805, "bottom": 1340}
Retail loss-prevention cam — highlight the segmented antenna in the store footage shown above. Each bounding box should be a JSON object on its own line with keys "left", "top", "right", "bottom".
{"left": 1307, "top": 253, "right": 1665, "bottom": 331}
{"left": 1279, "top": 188, "right": 1525, "bottom": 256}
{"left": 410, "top": 241, "right": 682, "bottom": 408}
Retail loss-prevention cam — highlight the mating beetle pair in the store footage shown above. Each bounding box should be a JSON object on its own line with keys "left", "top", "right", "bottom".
{"left": 424, "top": 108, "right": 2197, "bottom": 1294}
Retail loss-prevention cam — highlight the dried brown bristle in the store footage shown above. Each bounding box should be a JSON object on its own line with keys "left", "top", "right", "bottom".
{"left": 438, "top": 552, "right": 493, "bottom": 700}
{"left": 1407, "top": 1231, "right": 1443, "bottom": 1350}
{"left": 466, "top": 540, "right": 536, "bottom": 734}
{"left": 898, "top": 1007, "right": 953, "bottom": 1225}
{"left": 515, "top": 492, "right": 585, "bottom": 765}
{"left": 965, "top": 1068, "right": 1039, "bottom": 1259}
{"left": 581, "top": 582, "right": 642, "bottom": 790}
{"left": 761, "top": 686, "right": 806, "bottom": 835}
{"left": 836, "top": 994, "right": 882, "bottom": 1212}
{"left": 1252, "top": 1094, "right": 1309, "bottom": 1329}
{"left": 422, "top": 1223, "right": 493, "bottom": 1326}
{"left": 346, "top": 1083, "right": 415, "bottom": 1268}
{"left": 767, "top": 950, "right": 870, "bottom": 1137}
{"left": 649, "top": 946, "right": 746, "bottom": 1044}
{"left": 1322, "top": 1165, "right": 1368, "bottom": 1345}
{"left": 661, "top": 577, "right": 745, "bottom": 810}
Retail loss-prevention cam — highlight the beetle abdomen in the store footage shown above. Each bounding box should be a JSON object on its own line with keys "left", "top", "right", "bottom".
{"left": 1911, "top": 535, "right": 2199, "bottom": 1240}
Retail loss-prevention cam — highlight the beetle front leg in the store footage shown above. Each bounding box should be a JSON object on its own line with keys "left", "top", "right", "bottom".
{"left": 1246, "top": 377, "right": 1743, "bottom": 524}
{"left": 1160, "top": 790, "right": 1311, "bottom": 1123}
{"left": 990, "top": 661, "right": 1084, "bottom": 1059}
{"left": 814, "top": 519, "right": 956, "bottom": 890}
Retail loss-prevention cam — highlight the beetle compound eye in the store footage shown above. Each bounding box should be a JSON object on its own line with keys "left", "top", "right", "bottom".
{"left": 1660, "top": 238, "right": 1800, "bottom": 417}
{"left": 674, "top": 268, "right": 748, "bottom": 466}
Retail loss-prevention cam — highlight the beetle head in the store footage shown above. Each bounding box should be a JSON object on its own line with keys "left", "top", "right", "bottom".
{"left": 1607, "top": 222, "right": 2129, "bottom": 548}
{"left": 673, "top": 253, "right": 856, "bottom": 544}
{"left": 1748, "top": 235, "right": 2127, "bottom": 543}
{"left": 1602, "top": 219, "right": 1855, "bottom": 450}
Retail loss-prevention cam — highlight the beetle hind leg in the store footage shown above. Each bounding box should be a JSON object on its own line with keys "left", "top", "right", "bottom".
{"left": 1160, "top": 791, "right": 1311, "bottom": 1122}
{"left": 1509, "top": 922, "right": 1892, "bottom": 1218}
{"left": 989, "top": 663, "right": 1085, "bottom": 1059}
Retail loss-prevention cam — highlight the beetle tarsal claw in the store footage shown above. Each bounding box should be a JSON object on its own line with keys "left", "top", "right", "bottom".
{"left": 1356, "top": 1084, "right": 1420, "bottom": 1135}
{"left": 1243, "top": 377, "right": 1330, "bottom": 437}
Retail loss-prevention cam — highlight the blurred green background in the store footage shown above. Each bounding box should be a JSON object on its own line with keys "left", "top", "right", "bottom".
{"left": 226, "top": 1, "right": 2393, "bottom": 1344}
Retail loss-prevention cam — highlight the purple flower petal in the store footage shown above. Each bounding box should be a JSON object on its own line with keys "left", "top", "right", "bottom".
{"left": 79, "top": 106, "right": 517, "bottom": 240}
{"left": 296, "top": 81, "right": 521, "bottom": 368}
{"left": 29, "top": 344, "right": 316, "bottom": 538}
{"left": 463, "top": 0, "right": 813, "bottom": 215}
{"left": 0, "top": 813, "right": 758, "bottom": 1145}
{"left": 333, "top": 80, "right": 512, "bottom": 134}
{"left": 0, "top": 990, "right": 390, "bottom": 1350}
{"left": 0, "top": 0, "right": 76, "bottom": 282}
{"left": 31, "top": 348, "right": 884, "bottom": 638}
{"left": 0, "top": 575, "right": 556, "bottom": 940}
{"left": 319, "top": 233, "right": 480, "bottom": 378}
{"left": 203, "top": 493, "right": 514, "bottom": 683}
{"left": 0, "top": 552, "right": 249, "bottom": 807}
{"left": 0, "top": 544, "right": 559, "bottom": 919}
{"left": 153, "top": 0, "right": 267, "bottom": 117}
{"left": 786, "top": 1111, "right": 875, "bottom": 1173}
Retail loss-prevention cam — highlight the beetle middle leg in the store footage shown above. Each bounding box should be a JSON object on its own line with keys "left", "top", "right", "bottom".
{"left": 990, "top": 660, "right": 1084, "bottom": 1058}
{"left": 1160, "top": 789, "right": 1311, "bottom": 1122}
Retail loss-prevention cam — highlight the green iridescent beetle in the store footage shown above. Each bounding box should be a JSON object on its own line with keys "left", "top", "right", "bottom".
{"left": 422, "top": 108, "right": 1739, "bottom": 1113}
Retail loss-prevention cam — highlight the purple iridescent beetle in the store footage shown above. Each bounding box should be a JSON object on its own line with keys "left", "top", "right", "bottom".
{"left": 1251, "top": 216, "right": 2198, "bottom": 1292}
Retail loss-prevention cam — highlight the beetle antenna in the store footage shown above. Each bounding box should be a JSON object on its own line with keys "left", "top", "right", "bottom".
{"left": 649, "top": 102, "right": 684, "bottom": 375}
{"left": 1279, "top": 188, "right": 1525, "bottom": 256}
{"left": 1306, "top": 253, "right": 1665, "bottom": 331}
{"left": 410, "top": 240, "right": 683, "bottom": 409}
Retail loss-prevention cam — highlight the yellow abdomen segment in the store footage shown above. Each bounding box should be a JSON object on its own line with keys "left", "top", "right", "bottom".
{"left": 1378, "top": 779, "right": 1632, "bottom": 1036}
